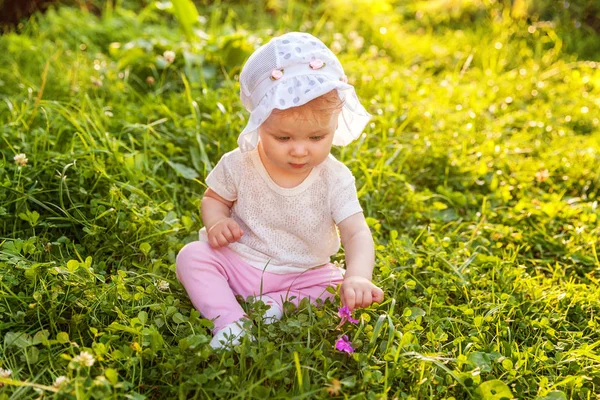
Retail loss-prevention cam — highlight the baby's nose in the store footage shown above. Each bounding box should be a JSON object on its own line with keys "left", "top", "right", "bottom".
{"left": 291, "top": 143, "right": 308, "bottom": 156}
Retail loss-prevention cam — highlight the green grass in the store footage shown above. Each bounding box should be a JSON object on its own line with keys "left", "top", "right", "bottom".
{"left": 1, "top": 0, "right": 599, "bottom": 398}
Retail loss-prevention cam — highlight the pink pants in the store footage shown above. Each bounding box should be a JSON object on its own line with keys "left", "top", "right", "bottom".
{"left": 176, "top": 241, "right": 344, "bottom": 333}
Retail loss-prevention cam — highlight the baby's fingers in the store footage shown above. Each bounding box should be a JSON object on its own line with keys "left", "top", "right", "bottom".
{"left": 361, "top": 291, "right": 373, "bottom": 308}
{"left": 208, "top": 234, "right": 224, "bottom": 248}
{"left": 216, "top": 233, "right": 230, "bottom": 247}
{"left": 231, "top": 225, "right": 244, "bottom": 241}
{"left": 343, "top": 288, "right": 356, "bottom": 311}
{"left": 224, "top": 221, "right": 243, "bottom": 241}
{"left": 372, "top": 287, "right": 384, "bottom": 303}
{"left": 354, "top": 290, "right": 364, "bottom": 309}
{"left": 221, "top": 228, "right": 234, "bottom": 242}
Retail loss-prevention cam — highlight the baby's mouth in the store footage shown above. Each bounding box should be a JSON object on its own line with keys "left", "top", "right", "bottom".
{"left": 289, "top": 162, "right": 308, "bottom": 169}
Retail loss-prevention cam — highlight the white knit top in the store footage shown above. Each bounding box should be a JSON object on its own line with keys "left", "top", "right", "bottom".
{"left": 198, "top": 147, "right": 363, "bottom": 274}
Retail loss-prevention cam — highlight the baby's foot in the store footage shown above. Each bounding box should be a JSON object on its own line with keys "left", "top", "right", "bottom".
{"left": 255, "top": 295, "right": 283, "bottom": 324}
{"left": 210, "top": 320, "right": 253, "bottom": 349}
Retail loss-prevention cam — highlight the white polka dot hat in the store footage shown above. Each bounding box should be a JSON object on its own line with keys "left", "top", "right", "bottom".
{"left": 237, "top": 32, "right": 372, "bottom": 152}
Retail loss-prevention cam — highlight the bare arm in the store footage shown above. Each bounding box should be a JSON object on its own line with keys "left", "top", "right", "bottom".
{"left": 338, "top": 213, "right": 383, "bottom": 310}
{"left": 202, "top": 188, "right": 243, "bottom": 248}
{"left": 338, "top": 212, "right": 375, "bottom": 278}
{"left": 202, "top": 188, "right": 233, "bottom": 229}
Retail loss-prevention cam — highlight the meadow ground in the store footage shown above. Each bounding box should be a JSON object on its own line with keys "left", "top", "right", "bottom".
{"left": 1, "top": 0, "right": 599, "bottom": 398}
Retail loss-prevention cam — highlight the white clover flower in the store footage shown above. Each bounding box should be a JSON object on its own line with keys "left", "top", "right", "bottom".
{"left": 93, "top": 375, "right": 108, "bottom": 386}
{"left": 157, "top": 280, "right": 169, "bottom": 291}
{"left": 72, "top": 351, "right": 95, "bottom": 367}
{"left": 91, "top": 77, "right": 103, "bottom": 87}
{"left": 14, "top": 153, "right": 28, "bottom": 167}
{"left": 163, "top": 50, "right": 176, "bottom": 63}
{"left": 330, "top": 41, "right": 342, "bottom": 54}
{"left": 53, "top": 375, "right": 68, "bottom": 387}
{"left": 0, "top": 368, "right": 12, "bottom": 387}
{"left": 535, "top": 169, "right": 550, "bottom": 183}
{"left": 352, "top": 37, "right": 364, "bottom": 49}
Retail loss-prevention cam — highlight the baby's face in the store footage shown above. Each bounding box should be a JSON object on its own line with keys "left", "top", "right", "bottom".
{"left": 258, "top": 107, "right": 339, "bottom": 176}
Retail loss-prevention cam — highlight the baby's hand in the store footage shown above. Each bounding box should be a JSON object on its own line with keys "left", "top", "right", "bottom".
{"left": 207, "top": 218, "right": 244, "bottom": 248}
{"left": 340, "top": 276, "right": 384, "bottom": 311}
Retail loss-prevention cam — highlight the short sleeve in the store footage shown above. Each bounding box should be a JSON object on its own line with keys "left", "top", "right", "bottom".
{"left": 330, "top": 165, "right": 363, "bottom": 224}
{"left": 205, "top": 150, "right": 241, "bottom": 202}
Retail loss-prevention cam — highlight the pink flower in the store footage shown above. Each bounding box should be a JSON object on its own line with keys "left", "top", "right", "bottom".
{"left": 340, "top": 75, "right": 348, "bottom": 83}
{"left": 271, "top": 69, "right": 284, "bottom": 80}
{"left": 336, "top": 306, "right": 358, "bottom": 329}
{"left": 335, "top": 335, "right": 354, "bottom": 354}
{"left": 309, "top": 59, "right": 325, "bottom": 70}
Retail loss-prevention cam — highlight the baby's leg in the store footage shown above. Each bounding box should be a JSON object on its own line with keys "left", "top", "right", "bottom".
{"left": 262, "top": 263, "right": 345, "bottom": 310}
{"left": 176, "top": 241, "right": 249, "bottom": 333}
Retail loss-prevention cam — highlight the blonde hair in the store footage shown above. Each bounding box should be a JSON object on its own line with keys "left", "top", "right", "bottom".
{"left": 270, "top": 90, "right": 343, "bottom": 122}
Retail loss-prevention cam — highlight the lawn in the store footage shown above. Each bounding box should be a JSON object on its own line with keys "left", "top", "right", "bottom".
{"left": 1, "top": 0, "right": 599, "bottom": 398}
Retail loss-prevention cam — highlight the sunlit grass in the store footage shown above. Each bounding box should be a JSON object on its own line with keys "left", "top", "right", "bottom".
{"left": 0, "top": 0, "right": 599, "bottom": 398}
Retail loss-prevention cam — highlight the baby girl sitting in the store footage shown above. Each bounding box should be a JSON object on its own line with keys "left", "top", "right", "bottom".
{"left": 176, "top": 32, "right": 384, "bottom": 349}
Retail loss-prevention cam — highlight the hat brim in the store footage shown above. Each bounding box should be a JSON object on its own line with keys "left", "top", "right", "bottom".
{"left": 238, "top": 76, "right": 371, "bottom": 152}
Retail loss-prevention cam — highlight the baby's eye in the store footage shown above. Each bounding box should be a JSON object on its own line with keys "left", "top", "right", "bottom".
{"left": 310, "top": 136, "right": 325, "bottom": 141}
{"left": 276, "top": 136, "right": 290, "bottom": 142}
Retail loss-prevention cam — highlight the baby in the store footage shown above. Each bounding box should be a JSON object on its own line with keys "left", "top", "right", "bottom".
{"left": 176, "top": 32, "right": 384, "bottom": 349}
